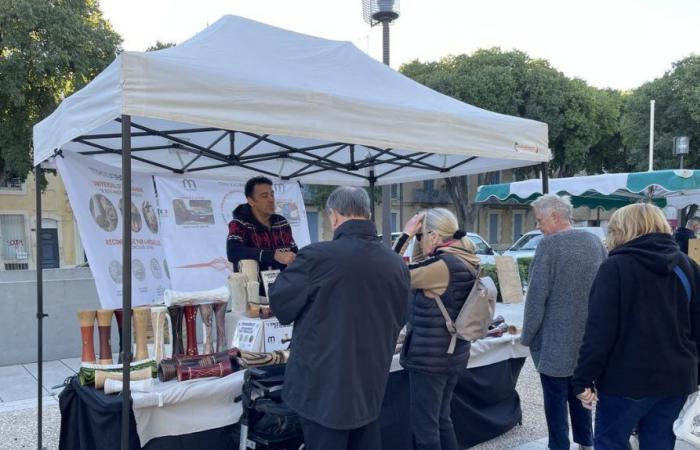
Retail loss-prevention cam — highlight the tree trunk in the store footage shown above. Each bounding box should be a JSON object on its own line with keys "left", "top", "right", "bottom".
{"left": 445, "top": 176, "right": 469, "bottom": 229}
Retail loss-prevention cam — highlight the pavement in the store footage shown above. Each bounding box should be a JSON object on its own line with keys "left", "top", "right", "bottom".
{"left": 0, "top": 357, "right": 695, "bottom": 449}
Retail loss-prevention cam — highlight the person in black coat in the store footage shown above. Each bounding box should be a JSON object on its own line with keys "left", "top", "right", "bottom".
{"left": 674, "top": 216, "right": 700, "bottom": 254}
{"left": 573, "top": 203, "right": 700, "bottom": 450}
{"left": 269, "top": 186, "right": 409, "bottom": 450}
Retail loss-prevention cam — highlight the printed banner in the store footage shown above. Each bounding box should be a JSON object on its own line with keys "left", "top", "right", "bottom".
{"left": 57, "top": 153, "right": 171, "bottom": 308}
{"left": 154, "top": 176, "right": 309, "bottom": 291}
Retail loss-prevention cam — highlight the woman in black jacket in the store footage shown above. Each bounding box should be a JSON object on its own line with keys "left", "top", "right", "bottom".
{"left": 394, "top": 208, "right": 479, "bottom": 450}
{"left": 573, "top": 203, "right": 700, "bottom": 449}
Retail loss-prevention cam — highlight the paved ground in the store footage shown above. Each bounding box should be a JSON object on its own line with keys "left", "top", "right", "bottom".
{"left": 0, "top": 357, "right": 695, "bottom": 449}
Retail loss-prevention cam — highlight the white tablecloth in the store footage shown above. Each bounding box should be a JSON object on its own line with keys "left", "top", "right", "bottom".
{"left": 132, "top": 302, "right": 529, "bottom": 444}
{"left": 132, "top": 371, "right": 245, "bottom": 445}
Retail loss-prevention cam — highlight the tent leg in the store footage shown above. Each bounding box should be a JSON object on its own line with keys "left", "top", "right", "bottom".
{"left": 35, "top": 165, "right": 47, "bottom": 450}
{"left": 541, "top": 163, "right": 549, "bottom": 194}
{"left": 381, "top": 185, "right": 392, "bottom": 246}
{"left": 369, "top": 171, "right": 376, "bottom": 225}
{"left": 121, "top": 115, "right": 133, "bottom": 450}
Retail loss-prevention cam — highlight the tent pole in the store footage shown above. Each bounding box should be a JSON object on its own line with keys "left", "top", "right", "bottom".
{"left": 121, "top": 115, "right": 133, "bottom": 450}
{"left": 541, "top": 163, "right": 549, "bottom": 194}
{"left": 369, "top": 170, "right": 376, "bottom": 224}
{"left": 382, "top": 184, "right": 392, "bottom": 246}
{"left": 35, "top": 165, "right": 46, "bottom": 450}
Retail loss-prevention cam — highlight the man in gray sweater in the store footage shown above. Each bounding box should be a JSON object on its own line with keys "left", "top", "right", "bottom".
{"left": 521, "top": 194, "right": 606, "bottom": 450}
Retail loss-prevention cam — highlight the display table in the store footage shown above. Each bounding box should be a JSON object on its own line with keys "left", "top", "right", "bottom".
{"left": 59, "top": 303, "right": 528, "bottom": 449}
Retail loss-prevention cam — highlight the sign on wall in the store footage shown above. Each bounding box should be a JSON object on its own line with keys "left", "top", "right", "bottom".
{"left": 57, "top": 153, "right": 171, "bottom": 308}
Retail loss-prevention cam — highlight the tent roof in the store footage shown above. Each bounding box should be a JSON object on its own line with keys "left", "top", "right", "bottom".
{"left": 33, "top": 15, "right": 550, "bottom": 185}
{"left": 475, "top": 170, "right": 700, "bottom": 210}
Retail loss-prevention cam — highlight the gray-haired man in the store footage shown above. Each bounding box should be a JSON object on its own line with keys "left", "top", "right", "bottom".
{"left": 269, "top": 186, "right": 409, "bottom": 450}
{"left": 521, "top": 194, "right": 606, "bottom": 450}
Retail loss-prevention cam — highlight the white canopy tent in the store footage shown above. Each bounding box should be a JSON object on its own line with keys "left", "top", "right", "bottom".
{"left": 32, "top": 15, "right": 551, "bottom": 449}
{"left": 34, "top": 15, "right": 549, "bottom": 183}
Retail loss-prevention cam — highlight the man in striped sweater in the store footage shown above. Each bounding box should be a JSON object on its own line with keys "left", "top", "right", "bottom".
{"left": 226, "top": 176, "right": 297, "bottom": 292}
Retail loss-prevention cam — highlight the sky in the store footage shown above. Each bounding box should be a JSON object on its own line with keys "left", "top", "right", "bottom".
{"left": 99, "top": 0, "right": 700, "bottom": 91}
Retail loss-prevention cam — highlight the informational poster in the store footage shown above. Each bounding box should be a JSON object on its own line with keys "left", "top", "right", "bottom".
{"left": 232, "top": 320, "right": 264, "bottom": 352}
{"left": 154, "top": 176, "right": 310, "bottom": 291}
{"left": 57, "top": 153, "right": 170, "bottom": 308}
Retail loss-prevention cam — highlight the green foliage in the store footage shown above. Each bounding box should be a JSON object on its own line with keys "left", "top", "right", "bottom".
{"left": 480, "top": 263, "right": 500, "bottom": 300}
{"left": 146, "top": 41, "right": 176, "bottom": 52}
{"left": 0, "top": 0, "right": 121, "bottom": 180}
{"left": 620, "top": 55, "right": 700, "bottom": 171}
{"left": 400, "top": 48, "right": 627, "bottom": 178}
{"left": 304, "top": 184, "right": 382, "bottom": 211}
{"left": 517, "top": 257, "right": 533, "bottom": 285}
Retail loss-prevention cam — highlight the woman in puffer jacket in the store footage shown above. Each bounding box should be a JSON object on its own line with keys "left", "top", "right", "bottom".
{"left": 393, "top": 208, "right": 480, "bottom": 450}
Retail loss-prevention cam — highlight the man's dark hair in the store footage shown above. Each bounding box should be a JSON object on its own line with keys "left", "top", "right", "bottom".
{"left": 245, "top": 176, "right": 273, "bottom": 199}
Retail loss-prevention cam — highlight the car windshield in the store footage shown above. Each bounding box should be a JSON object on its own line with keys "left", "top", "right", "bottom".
{"left": 467, "top": 235, "right": 490, "bottom": 254}
{"left": 509, "top": 233, "right": 542, "bottom": 251}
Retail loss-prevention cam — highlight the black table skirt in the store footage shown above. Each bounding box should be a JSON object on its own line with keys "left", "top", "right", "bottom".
{"left": 59, "top": 357, "right": 525, "bottom": 450}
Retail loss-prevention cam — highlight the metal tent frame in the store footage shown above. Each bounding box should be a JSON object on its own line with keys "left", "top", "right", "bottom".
{"left": 33, "top": 117, "right": 549, "bottom": 448}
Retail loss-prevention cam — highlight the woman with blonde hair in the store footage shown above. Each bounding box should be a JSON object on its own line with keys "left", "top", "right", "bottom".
{"left": 393, "top": 208, "right": 480, "bottom": 450}
{"left": 573, "top": 203, "right": 700, "bottom": 449}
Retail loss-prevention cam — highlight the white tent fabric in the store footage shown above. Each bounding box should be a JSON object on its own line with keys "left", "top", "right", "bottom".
{"left": 33, "top": 15, "right": 550, "bottom": 185}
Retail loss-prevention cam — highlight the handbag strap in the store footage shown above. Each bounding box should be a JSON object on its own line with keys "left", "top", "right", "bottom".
{"left": 433, "top": 296, "right": 457, "bottom": 355}
{"left": 674, "top": 265, "right": 692, "bottom": 302}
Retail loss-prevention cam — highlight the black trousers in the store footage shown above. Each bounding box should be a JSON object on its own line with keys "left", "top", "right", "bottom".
{"left": 299, "top": 417, "right": 381, "bottom": 450}
{"left": 409, "top": 370, "right": 460, "bottom": 450}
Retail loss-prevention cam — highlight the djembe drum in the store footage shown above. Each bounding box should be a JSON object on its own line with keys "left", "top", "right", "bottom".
{"left": 227, "top": 272, "right": 248, "bottom": 314}
{"left": 213, "top": 302, "right": 227, "bottom": 352}
{"left": 199, "top": 304, "right": 214, "bottom": 355}
{"left": 167, "top": 305, "right": 184, "bottom": 357}
{"left": 238, "top": 260, "right": 258, "bottom": 283}
{"left": 133, "top": 307, "right": 151, "bottom": 361}
{"left": 77, "top": 310, "right": 97, "bottom": 363}
{"left": 150, "top": 306, "right": 169, "bottom": 365}
{"left": 94, "top": 366, "right": 151, "bottom": 390}
{"left": 183, "top": 305, "right": 199, "bottom": 356}
{"left": 114, "top": 309, "right": 124, "bottom": 363}
{"left": 96, "top": 309, "right": 114, "bottom": 364}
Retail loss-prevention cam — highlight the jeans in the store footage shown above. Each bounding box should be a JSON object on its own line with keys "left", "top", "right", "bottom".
{"left": 409, "top": 369, "right": 460, "bottom": 450}
{"left": 594, "top": 393, "right": 687, "bottom": 450}
{"left": 299, "top": 416, "right": 381, "bottom": 450}
{"left": 539, "top": 373, "right": 593, "bottom": 450}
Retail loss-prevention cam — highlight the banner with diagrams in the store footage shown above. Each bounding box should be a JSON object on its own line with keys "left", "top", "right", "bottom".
{"left": 57, "top": 153, "right": 171, "bottom": 308}
{"left": 154, "top": 176, "right": 310, "bottom": 292}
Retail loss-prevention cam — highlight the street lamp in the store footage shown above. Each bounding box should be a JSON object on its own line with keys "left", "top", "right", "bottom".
{"left": 363, "top": 0, "right": 400, "bottom": 245}
{"left": 673, "top": 136, "right": 690, "bottom": 169}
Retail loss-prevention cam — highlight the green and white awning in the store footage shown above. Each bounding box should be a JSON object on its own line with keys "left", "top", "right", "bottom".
{"left": 476, "top": 170, "right": 700, "bottom": 210}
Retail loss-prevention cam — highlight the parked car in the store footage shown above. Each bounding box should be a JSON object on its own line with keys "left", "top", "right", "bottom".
{"left": 501, "top": 227, "right": 606, "bottom": 261}
{"left": 389, "top": 231, "right": 497, "bottom": 265}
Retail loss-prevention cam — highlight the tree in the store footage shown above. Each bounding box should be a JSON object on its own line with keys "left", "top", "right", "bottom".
{"left": 0, "top": 0, "right": 121, "bottom": 181}
{"left": 146, "top": 41, "right": 176, "bottom": 52}
{"left": 400, "top": 48, "right": 626, "bottom": 228}
{"left": 621, "top": 55, "right": 700, "bottom": 172}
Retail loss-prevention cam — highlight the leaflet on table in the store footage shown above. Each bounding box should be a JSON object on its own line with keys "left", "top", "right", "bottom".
{"left": 154, "top": 175, "right": 310, "bottom": 292}
{"left": 57, "top": 152, "right": 170, "bottom": 309}
{"left": 232, "top": 318, "right": 293, "bottom": 352}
